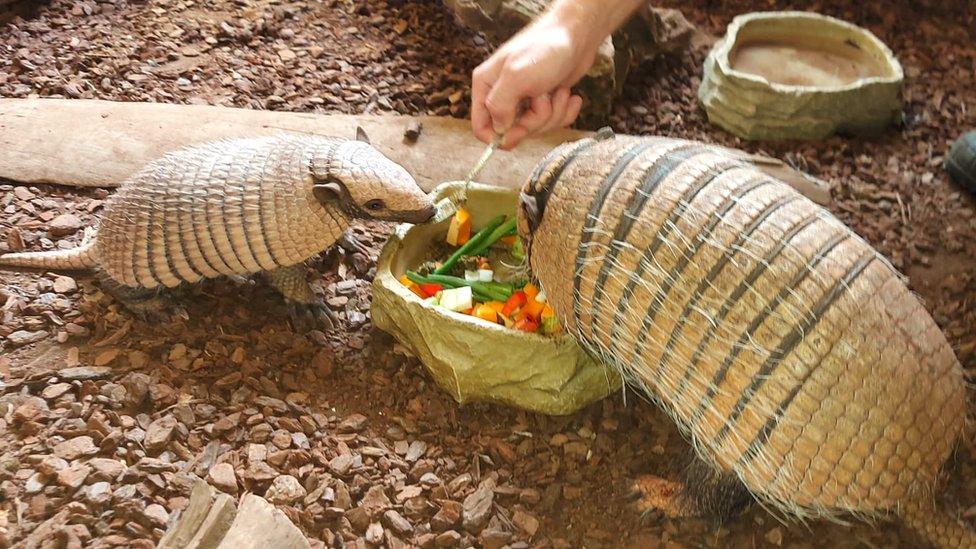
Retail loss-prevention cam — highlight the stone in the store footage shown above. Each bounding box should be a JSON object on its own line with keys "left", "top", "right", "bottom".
{"left": 89, "top": 458, "right": 126, "bottom": 482}
{"left": 461, "top": 484, "right": 493, "bottom": 533}
{"left": 49, "top": 213, "right": 83, "bottom": 236}
{"left": 57, "top": 463, "right": 91, "bottom": 490}
{"left": 52, "top": 275, "right": 77, "bottom": 293}
{"left": 338, "top": 413, "right": 368, "bottom": 433}
{"left": 41, "top": 383, "right": 72, "bottom": 400}
{"left": 145, "top": 415, "right": 178, "bottom": 453}
{"left": 431, "top": 500, "right": 461, "bottom": 532}
{"left": 512, "top": 510, "right": 539, "bottom": 537}
{"left": 58, "top": 367, "right": 112, "bottom": 381}
{"left": 145, "top": 504, "right": 170, "bottom": 527}
{"left": 208, "top": 463, "right": 238, "bottom": 495}
{"left": 434, "top": 530, "right": 461, "bottom": 547}
{"left": 6, "top": 330, "right": 48, "bottom": 347}
{"left": 86, "top": 481, "right": 112, "bottom": 505}
{"left": 329, "top": 454, "right": 354, "bottom": 476}
{"left": 37, "top": 456, "right": 68, "bottom": 476}
{"left": 382, "top": 510, "right": 413, "bottom": 535}
{"left": 265, "top": 475, "right": 306, "bottom": 504}
{"left": 54, "top": 436, "right": 97, "bottom": 460}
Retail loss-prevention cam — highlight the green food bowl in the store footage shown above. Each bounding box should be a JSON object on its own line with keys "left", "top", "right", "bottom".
{"left": 371, "top": 181, "right": 619, "bottom": 416}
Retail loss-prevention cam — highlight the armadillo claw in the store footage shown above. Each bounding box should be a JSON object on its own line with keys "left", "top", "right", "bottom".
{"left": 288, "top": 300, "right": 336, "bottom": 333}
{"left": 628, "top": 475, "right": 695, "bottom": 520}
{"left": 337, "top": 233, "right": 371, "bottom": 257}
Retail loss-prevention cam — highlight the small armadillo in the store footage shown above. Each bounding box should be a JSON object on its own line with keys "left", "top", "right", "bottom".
{"left": 0, "top": 130, "right": 434, "bottom": 320}
{"left": 516, "top": 131, "right": 973, "bottom": 548}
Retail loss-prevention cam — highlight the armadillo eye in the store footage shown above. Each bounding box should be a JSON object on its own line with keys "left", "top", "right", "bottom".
{"left": 365, "top": 199, "right": 385, "bottom": 211}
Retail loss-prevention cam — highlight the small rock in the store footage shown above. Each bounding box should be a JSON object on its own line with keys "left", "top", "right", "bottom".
{"left": 480, "top": 529, "right": 512, "bottom": 549}
{"left": 7, "top": 330, "right": 48, "bottom": 347}
{"left": 329, "top": 454, "right": 354, "bottom": 476}
{"left": 207, "top": 463, "right": 238, "bottom": 495}
{"left": 52, "top": 276, "right": 78, "bottom": 294}
{"left": 403, "top": 121, "right": 422, "bottom": 143}
{"left": 405, "top": 440, "right": 426, "bottom": 462}
{"left": 346, "top": 506, "right": 370, "bottom": 532}
{"left": 88, "top": 458, "right": 125, "bottom": 482}
{"left": 365, "top": 522, "right": 384, "bottom": 545}
{"left": 54, "top": 436, "right": 97, "bottom": 460}
{"left": 49, "top": 214, "right": 83, "bottom": 237}
{"left": 86, "top": 481, "right": 112, "bottom": 505}
{"left": 24, "top": 472, "right": 46, "bottom": 494}
{"left": 512, "top": 510, "right": 539, "bottom": 537}
{"left": 145, "top": 504, "right": 169, "bottom": 527}
{"left": 359, "top": 485, "right": 392, "bottom": 514}
{"left": 37, "top": 456, "right": 68, "bottom": 476}
{"left": 145, "top": 416, "right": 177, "bottom": 453}
{"left": 57, "top": 463, "right": 91, "bottom": 490}
{"left": 278, "top": 48, "right": 297, "bottom": 62}
{"left": 12, "top": 396, "right": 49, "bottom": 423}
{"left": 383, "top": 509, "right": 413, "bottom": 535}
{"left": 58, "top": 367, "right": 112, "bottom": 381}
{"left": 461, "top": 484, "right": 494, "bottom": 533}
{"left": 519, "top": 488, "right": 540, "bottom": 505}
{"left": 338, "top": 413, "right": 368, "bottom": 433}
{"left": 6, "top": 227, "right": 25, "bottom": 251}
{"left": 41, "top": 383, "right": 72, "bottom": 400}
{"left": 431, "top": 501, "right": 461, "bottom": 532}
{"left": 247, "top": 444, "right": 267, "bottom": 462}
{"left": 266, "top": 475, "right": 306, "bottom": 504}
{"left": 435, "top": 530, "right": 461, "bottom": 547}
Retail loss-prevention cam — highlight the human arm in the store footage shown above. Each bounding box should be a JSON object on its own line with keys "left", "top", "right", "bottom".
{"left": 470, "top": 0, "right": 645, "bottom": 149}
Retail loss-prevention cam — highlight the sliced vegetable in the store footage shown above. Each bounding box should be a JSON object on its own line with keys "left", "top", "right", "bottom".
{"left": 399, "top": 274, "right": 426, "bottom": 298}
{"left": 468, "top": 217, "right": 518, "bottom": 257}
{"left": 446, "top": 207, "right": 472, "bottom": 246}
{"left": 512, "top": 316, "right": 539, "bottom": 332}
{"left": 473, "top": 304, "right": 498, "bottom": 323}
{"left": 439, "top": 286, "right": 473, "bottom": 312}
{"left": 535, "top": 289, "right": 547, "bottom": 303}
{"left": 485, "top": 301, "right": 506, "bottom": 314}
{"left": 464, "top": 270, "right": 480, "bottom": 282}
{"left": 522, "top": 282, "right": 539, "bottom": 303}
{"left": 419, "top": 283, "right": 443, "bottom": 297}
{"left": 502, "top": 290, "right": 527, "bottom": 316}
{"left": 500, "top": 235, "right": 517, "bottom": 246}
{"left": 522, "top": 297, "right": 545, "bottom": 320}
{"left": 477, "top": 269, "right": 493, "bottom": 282}
{"left": 435, "top": 214, "right": 506, "bottom": 275}
{"left": 511, "top": 237, "right": 525, "bottom": 262}
{"left": 540, "top": 314, "right": 560, "bottom": 334}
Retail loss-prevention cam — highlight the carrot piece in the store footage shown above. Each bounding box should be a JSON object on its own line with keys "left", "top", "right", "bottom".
{"left": 446, "top": 207, "right": 472, "bottom": 246}
{"left": 474, "top": 304, "right": 498, "bottom": 323}
{"left": 522, "top": 282, "right": 539, "bottom": 302}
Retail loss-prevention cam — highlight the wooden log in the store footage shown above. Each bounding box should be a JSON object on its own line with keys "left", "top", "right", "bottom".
{"left": 0, "top": 98, "right": 830, "bottom": 204}
{"left": 0, "top": 98, "right": 589, "bottom": 192}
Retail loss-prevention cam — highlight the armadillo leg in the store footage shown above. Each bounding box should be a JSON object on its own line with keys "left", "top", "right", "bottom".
{"left": 265, "top": 263, "right": 317, "bottom": 304}
{"left": 629, "top": 450, "right": 752, "bottom": 523}
{"left": 95, "top": 269, "right": 186, "bottom": 322}
{"left": 264, "top": 264, "right": 337, "bottom": 332}
{"left": 336, "top": 232, "right": 370, "bottom": 257}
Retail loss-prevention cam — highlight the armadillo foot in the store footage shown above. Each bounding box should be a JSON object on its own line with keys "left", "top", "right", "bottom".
{"left": 288, "top": 301, "right": 336, "bottom": 333}
{"left": 628, "top": 475, "right": 698, "bottom": 520}
{"left": 96, "top": 271, "right": 186, "bottom": 323}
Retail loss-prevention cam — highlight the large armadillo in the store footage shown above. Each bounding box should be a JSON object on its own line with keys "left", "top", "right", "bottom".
{"left": 0, "top": 130, "right": 435, "bottom": 320}
{"left": 515, "top": 130, "right": 973, "bottom": 548}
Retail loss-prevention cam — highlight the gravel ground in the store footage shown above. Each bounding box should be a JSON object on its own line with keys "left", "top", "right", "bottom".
{"left": 0, "top": 0, "right": 974, "bottom": 548}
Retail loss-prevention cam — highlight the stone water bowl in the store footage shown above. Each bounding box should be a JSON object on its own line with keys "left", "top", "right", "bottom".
{"left": 698, "top": 11, "right": 904, "bottom": 140}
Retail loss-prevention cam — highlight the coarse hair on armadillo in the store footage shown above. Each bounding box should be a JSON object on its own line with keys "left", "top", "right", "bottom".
{"left": 516, "top": 132, "right": 974, "bottom": 548}
{"left": 0, "top": 133, "right": 434, "bottom": 304}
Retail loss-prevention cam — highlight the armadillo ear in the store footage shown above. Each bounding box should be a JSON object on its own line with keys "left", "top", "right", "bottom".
{"left": 355, "top": 126, "right": 371, "bottom": 144}
{"left": 519, "top": 192, "right": 540, "bottom": 231}
{"left": 313, "top": 182, "right": 343, "bottom": 205}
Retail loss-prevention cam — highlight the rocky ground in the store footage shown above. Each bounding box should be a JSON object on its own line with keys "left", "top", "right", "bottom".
{"left": 1, "top": 0, "right": 974, "bottom": 548}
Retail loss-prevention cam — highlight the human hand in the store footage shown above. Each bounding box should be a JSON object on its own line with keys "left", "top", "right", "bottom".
{"left": 470, "top": 11, "right": 595, "bottom": 150}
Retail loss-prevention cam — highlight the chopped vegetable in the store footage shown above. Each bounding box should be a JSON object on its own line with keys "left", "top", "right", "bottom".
{"left": 522, "top": 282, "right": 539, "bottom": 303}
{"left": 468, "top": 217, "right": 518, "bottom": 257}
{"left": 399, "top": 274, "right": 425, "bottom": 298}
{"left": 473, "top": 304, "right": 498, "bottom": 323}
{"left": 435, "top": 214, "right": 506, "bottom": 275}
{"left": 512, "top": 316, "right": 539, "bottom": 332}
{"left": 511, "top": 237, "right": 525, "bottom": 262}
{"left": 535, "top": 289, "right": 547, "bottom": 303}
{"left": 502, "top": 290, "right": 527, "bottom": 316}
{"left": 446, "top": 207, "right": 472, "bottom": 246}
{"left": 419, "top": 283, "right": 443, "bottom": 298}
{"left": 439, "top": 286, "right": 473, "bottom": 312}
{"left": 522, "top": 297, "right": 545, "bottom": 320}
{"left": 464, "top": 270, "right": 480, "bottom": 282}
{"left": 500, "top": 235, "right": 517, "bottom": 246}
{"left": 485, "top": 301, "right": 505, "bottom": 314}
{"left": 477, "top": 269, "right": 493, "bottom": 282}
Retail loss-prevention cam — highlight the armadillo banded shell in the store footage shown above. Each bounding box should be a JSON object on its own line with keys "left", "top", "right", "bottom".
{"left": 524, "top": 135, "right": 966, "bottom": 518}
{"left": 96, "top": 136, "right": 348, "bottom": 289}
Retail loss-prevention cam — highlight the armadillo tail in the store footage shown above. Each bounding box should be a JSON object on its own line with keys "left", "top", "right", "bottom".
{"left": 899, "top": 500, "right": 976, "bottom": 549}
{"left": 0, "top": 239, "right": 98, "bottom": 271}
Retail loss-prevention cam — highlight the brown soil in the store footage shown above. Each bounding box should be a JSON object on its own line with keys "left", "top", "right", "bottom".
{"left": 1, "top": 1, "right": 975, "bottom": 548}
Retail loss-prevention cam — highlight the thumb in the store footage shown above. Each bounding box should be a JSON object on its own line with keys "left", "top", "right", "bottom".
{"left": 484, "top": 71, "right": 530, "bottom": 135}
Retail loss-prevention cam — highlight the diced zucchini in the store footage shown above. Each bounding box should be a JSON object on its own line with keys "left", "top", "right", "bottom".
{"left": 477, "top": 269, "right": 493, "bottom": 282}
{"left": 439, "top": 286, "right": 473, "bottom": 312}
{"left": 464, "top": 270, "right": 480, "bottom": 282}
